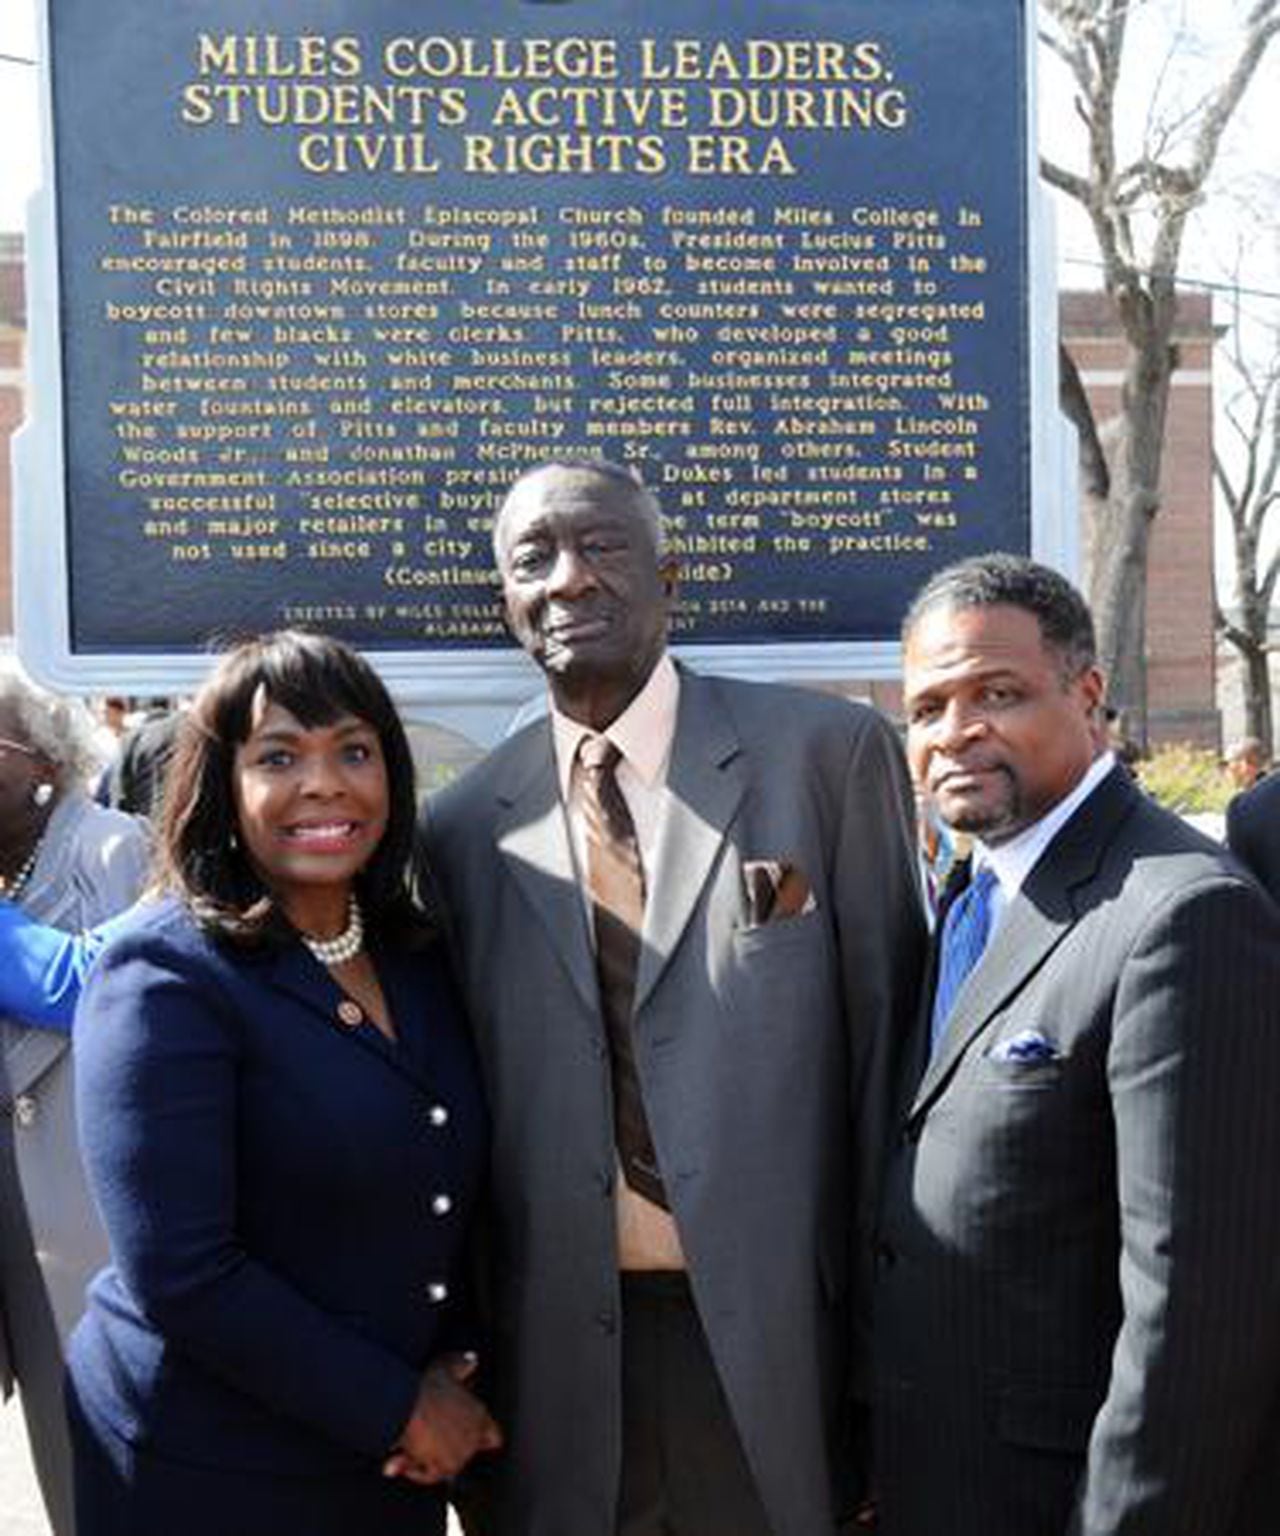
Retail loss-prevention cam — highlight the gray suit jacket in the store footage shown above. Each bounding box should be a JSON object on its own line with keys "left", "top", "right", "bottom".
{"left": 1, "top": 793, "right": 149, "bottom": 1389}
{"left": 421, "top": 667, "right": 925, "bottom": 1536}
{"left": 874, "top": 767, "right": 1280, "bottom": 1536}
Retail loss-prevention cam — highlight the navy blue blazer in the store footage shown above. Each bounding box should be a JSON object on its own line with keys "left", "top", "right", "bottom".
{"left": 68, "top": 896, "right": 486, "bottom": 1475}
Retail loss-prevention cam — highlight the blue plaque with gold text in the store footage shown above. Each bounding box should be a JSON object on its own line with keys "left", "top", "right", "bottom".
{"left": 17, "top": 0, "right": 1064, "bottom": 715}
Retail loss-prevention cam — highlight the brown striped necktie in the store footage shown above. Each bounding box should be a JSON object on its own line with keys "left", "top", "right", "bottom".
{"left": 575, "top": 733, "right": 668, "bottom": 1209}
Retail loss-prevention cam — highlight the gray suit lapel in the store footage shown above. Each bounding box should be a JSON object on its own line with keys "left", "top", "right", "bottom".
{"left": 493, "top": 723, "right": 599, "bottom": 1014}
{"left": 3, "top": 1024, "right": 68, "bottom": 1101}
{"left": 634, "top": 671, "right": 744, "bottom": 1015}
{"left": 911, "top": 767, "right": 1137, "bottom": 1116}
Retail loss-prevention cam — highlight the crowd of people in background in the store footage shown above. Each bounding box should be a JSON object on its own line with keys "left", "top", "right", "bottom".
{"left": 1, "top": 460, "right": 1278, "bottom": 1536}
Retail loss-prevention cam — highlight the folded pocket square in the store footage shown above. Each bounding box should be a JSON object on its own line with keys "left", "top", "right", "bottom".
{"left": 988, "top": 1028, "right": 1058, "bottom": 1064}
{"left": 742, "top": 859, "right": 817, "bottom": 924}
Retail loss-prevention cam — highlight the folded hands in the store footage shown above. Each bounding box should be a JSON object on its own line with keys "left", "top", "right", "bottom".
{"left": 383, "top": 1352, "right": 503, "bottom": 1486}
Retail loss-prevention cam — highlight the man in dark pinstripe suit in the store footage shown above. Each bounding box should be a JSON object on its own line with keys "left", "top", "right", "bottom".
{"left": 874, "top": 554, "right": 1280, "bottom": 1536}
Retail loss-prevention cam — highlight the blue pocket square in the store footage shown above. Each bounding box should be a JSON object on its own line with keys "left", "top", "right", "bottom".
{"left": 989, "top": 1028, "right": 1058, "bottom": 1063}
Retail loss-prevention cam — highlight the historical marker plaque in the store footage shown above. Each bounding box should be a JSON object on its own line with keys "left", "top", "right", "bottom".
{"left": 18, "top": 0, "right": 1061, "bottom": 711}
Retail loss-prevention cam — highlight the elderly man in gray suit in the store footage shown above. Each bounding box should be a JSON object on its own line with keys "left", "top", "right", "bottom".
{"left": 419, "top": 459, "right": 925, "bottom": 1536}
{"left": 875, "top": 553, "right": 1280, "bottom": 1536}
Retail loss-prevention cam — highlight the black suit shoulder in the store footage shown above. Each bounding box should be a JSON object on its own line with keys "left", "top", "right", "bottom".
{"left": 1228, "top": 769, "right": 1280, "bottom": 830}
{"left": 1060, "top": 771, "right": 1255, "bottom": 904}
{"left": 104, "top": 711, "right": 182, "bottom": 818}
{"left": 1034, "top": 778, "right": 1278, "bottom": 1000}
{"left": 1226, "top": 773, "right": 1280, "bottom": 903}
{"left": 1129, "top": 781, "right": 1264, "bottom": 893}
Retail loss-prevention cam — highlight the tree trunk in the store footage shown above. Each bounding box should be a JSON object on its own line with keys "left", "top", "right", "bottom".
{"left": 1243, "top": 643, "right": 1274, "bottom": 758}
{"left": 1084, "top": 299, "right": 1175, "bottom": 750}
{"left": 1088, "top": 498, "right": 1152, "bottom": 745}
{"left": 1235, "top": 553, "right": 1275, "bottom": 759}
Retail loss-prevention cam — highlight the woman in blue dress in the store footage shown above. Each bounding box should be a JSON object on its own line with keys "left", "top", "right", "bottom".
{"left": 66, "top": 630, "right": 500, "bottom": 1536}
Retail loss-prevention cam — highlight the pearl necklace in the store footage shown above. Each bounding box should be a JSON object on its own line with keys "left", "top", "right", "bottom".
{"left": 299, "top": 895, "right": 364, "bottom": 967}
{"left": 0, "top": 835, "right": 45, "bottom": 902}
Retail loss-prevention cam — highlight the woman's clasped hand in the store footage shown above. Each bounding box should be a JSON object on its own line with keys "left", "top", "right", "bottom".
{"left": 384, "top": 1350, "right": 503, "bottom": 1484}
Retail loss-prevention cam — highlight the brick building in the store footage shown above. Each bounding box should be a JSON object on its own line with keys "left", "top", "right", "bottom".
{"left": 0, "top": 237, "right": 1223, "bottom": 745}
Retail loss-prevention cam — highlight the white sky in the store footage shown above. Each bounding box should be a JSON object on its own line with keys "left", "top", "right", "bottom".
{"left": 0, "top": 0, "right": 39, "bottom": 232}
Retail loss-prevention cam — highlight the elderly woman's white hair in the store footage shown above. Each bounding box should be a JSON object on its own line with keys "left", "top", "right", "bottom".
{"left": 0, "top": 656, "right": 102, "bottom": 786}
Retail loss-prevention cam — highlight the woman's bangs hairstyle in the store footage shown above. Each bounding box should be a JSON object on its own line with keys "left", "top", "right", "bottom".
{"left": 158, "top": 630, "right": 424, "bottom": 946}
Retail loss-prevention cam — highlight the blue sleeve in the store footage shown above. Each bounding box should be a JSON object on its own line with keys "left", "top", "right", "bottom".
{"left": 0, "top": 898, "right": 126, "bottom": 1030}
{"left": 75, "top": 930, "right": 421, "bottom": 1458}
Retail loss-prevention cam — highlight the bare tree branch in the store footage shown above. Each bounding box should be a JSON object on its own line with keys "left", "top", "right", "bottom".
{"left": 1213, "top": 447, "right": 1242, "bottom": 514}
{"left": 1216, "top": 606, "right": 1254, "bottom": 653}
{"left": 1040, "top": 156, "right": 1093, "bottom": 204}
{"left": 1038, "top": 27, "right": 1079, "bottom": 71}
{"left": 1044, "top": 1, "right": 1280, "bottom": 741}
{"left": 1185, "top": 11, "right": 1280, "bottom": 191}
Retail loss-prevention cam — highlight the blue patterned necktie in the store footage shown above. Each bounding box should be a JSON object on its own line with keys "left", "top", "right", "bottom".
{"left": 929, "top": 864, "right": 997, "bottom": 1055}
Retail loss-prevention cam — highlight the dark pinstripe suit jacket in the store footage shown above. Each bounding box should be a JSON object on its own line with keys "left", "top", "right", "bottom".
{"left": 874, "top": 767, "right": 1280, "bottom": 1536}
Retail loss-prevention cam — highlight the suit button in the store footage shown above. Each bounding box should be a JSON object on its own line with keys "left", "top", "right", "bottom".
{"left": 430, "top": 1194, "right": 453, "bottom": 1216}
{"left": 874, "top": 1241, "right": 897, "bottom": 1272}
{"left": 428, "top": 1104, "right": 449, "bottom": 1127}
{"left": 899, "top": 1120, "right": 921, "bottom": 1147}
{"left": 13, "top": 1095, "right": 36, "bottom": 1128}
{"left": 596, "top": 1309, "right": 617, "bottom": 1335}
{"left": 426, "top": 1281, "right": 449, "bottom": 1304}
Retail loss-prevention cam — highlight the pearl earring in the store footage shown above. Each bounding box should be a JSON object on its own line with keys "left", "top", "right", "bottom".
{"left": 32, "top": 782, "right": 55, "bottom": 809}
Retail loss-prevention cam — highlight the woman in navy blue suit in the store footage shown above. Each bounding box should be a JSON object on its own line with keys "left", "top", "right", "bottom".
{"left": 67, "top": 631, "right": 500, "bottom": 1536}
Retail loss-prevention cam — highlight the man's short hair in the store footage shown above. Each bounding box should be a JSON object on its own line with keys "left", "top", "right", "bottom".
{"left": 903, "top": 552, "right": 1097, "bottom": 677}
{"left": 1228, "top": 737, "right": 1265, "bottom": 765}
{"left": 491, "top": 458, "right": 666, "bottom": 564}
